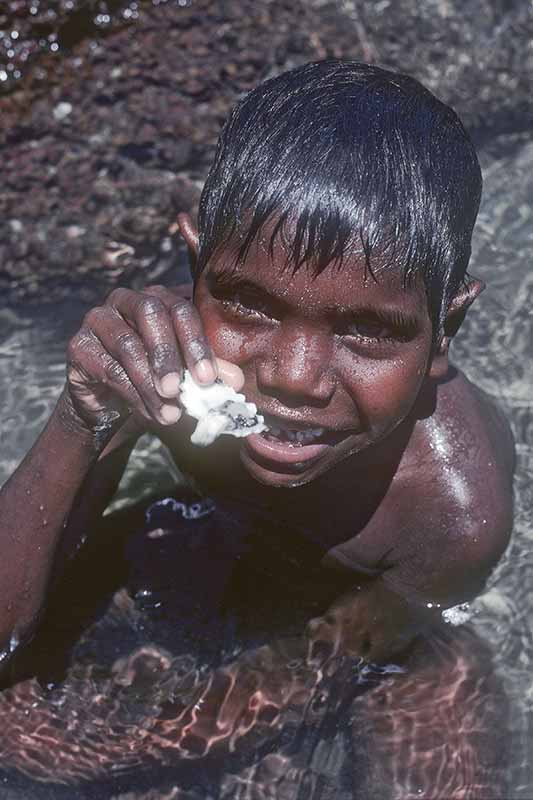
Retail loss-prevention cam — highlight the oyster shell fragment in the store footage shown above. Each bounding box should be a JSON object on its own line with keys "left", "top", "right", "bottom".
{"left": 179, "top": 370, "right": 266, "bottom": 447}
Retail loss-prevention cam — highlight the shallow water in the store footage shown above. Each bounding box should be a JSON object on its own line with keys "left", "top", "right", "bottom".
{"left": 1, "top": 0, "right": 533, "bottom": 790}
{"left": 0, "top": 133, "right": 532, "bottom": 798}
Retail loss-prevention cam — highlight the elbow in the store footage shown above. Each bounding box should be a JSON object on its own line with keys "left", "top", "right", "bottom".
{"left": 0, "top": 615, "right": 40, "bottom": 684}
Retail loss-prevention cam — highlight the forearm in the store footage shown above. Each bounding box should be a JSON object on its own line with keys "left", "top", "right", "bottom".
{"left": 0, "top": 391, "right": 112, "bottom": 651}
{"left": 52, "top": 414, "right": 144, "bottom": 572}
{"left": 304, "top": 577, "right": 439, "bottom": 666}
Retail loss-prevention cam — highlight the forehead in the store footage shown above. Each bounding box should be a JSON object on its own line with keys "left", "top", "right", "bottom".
{"left": 208, "top": 231, "right": 430, "bottom": 318}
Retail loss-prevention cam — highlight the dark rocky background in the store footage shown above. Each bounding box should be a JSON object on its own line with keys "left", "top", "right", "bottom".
{"left": 0, "top": 0, "right": 532, "bottom": 305}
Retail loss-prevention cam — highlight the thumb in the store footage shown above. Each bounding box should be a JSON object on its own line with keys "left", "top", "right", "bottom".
{"left": 215, "top": 358, "right": 245, "bottom": 392}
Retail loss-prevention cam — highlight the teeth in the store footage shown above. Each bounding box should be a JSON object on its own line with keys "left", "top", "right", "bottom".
{"left": 266, "top": 424, "right": 326, "bottom": 444}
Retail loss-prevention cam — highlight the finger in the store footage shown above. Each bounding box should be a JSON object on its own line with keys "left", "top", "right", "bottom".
{"left": 84, "top": 308, "right": 181, "bottom": 426}
{"left": 168, "top": 297, "right": 217, "bottom": 385}
{"left": 106, "top": 288, "right": 184, "bottom": 398}
{"left": 143, "top": 291, "right": 244, "bottom": 391}
{"left": 139, "top": 286, "right": 217, "bottom": 384}
{"left": 141, "top": 292, "right": 243, "bottom": 391}
{"left": 215, "top": 358, "right": 245, "bottom": 392}
{"left": 68, "top": 328, "right": 151, "bottom": 422}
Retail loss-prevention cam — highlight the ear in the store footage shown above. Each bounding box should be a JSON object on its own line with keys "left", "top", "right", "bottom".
{"left": 177, "top": 212, "right": 199, "bottom": 277}
{"left": 429, "top": 277, "right": 485, "bottom": 379}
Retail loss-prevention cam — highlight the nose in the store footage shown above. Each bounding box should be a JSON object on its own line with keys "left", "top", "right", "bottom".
{"left": 256, "top": 322, "right": 335, "bottom": 407}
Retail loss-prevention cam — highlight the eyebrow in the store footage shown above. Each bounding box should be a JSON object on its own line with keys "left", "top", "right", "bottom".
{"left": 207, "top": 268, "right": 421, "bottom": 329}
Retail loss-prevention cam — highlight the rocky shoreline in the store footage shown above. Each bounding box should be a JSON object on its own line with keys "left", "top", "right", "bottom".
{"left": 1, "top": 0, "right": 531, "bottom": 306}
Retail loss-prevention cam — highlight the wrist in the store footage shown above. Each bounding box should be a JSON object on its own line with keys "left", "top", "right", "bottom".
{"left": 54, "top": 388, "right": 123, "bottom": 451}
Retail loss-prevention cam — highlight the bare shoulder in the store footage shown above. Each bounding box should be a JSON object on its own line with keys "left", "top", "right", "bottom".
{"left": 384, "top": 367, "right": 515, "bottom": 604}
{"left": 412, "top": 366, "right": 515, "bottom": 502}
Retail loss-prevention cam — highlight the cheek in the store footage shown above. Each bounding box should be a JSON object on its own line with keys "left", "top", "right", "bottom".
{"left": 340, "top": 354, "right": 427, "bottom": 427}
{"left": 201, "top": 307, "right": 270, "bottom": 367}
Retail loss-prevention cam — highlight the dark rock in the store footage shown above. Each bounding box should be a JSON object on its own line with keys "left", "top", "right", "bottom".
{"left": 0, "top": 0, "right": 531, "bottom": 305}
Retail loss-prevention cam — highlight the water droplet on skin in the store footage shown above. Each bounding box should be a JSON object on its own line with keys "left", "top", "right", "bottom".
{"left": 38, "top": 504, "right": 44, "bottom": 511}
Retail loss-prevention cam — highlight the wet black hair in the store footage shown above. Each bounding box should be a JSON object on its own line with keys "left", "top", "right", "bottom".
{"left": 196, "top": 59, "right": 482, "bottom": 336}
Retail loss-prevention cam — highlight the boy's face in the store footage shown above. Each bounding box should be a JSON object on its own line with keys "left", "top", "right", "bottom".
{"left": 194, "top": 235, "right": 434, "bottom": 488}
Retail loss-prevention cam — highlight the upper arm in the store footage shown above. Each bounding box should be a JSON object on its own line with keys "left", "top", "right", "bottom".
{"left": 381, "top": 480, "right": 513, "bottom": 610}
{"left": 308, "top": 519, "right": 510, "bottom": 667}
{"left": 315, "top": 479, "right": 513, "bottom": 665}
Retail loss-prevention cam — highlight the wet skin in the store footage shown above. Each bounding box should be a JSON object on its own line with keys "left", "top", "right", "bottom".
{"left": 0, "top": 217, "right": 515, "bottom": 795}
{"left": 0, "top": 215, "right": 513, "bottom": 648}
{"left": 155, "top": 229, "right": 514, "bottom": 609}
{"left": 48, "top": 217, "right": 513, "bottom": 620}
{"left": 192, "top": 238, "right": 434, "bottom": 490}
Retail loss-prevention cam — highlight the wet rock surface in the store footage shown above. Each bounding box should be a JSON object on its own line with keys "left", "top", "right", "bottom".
{"left": 0, "top": 0, "right": 531, "bottom": 305}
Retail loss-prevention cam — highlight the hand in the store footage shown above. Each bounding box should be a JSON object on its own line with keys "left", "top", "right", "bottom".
{"left": 62, "top": 285, "right": 243, "bottom": 436}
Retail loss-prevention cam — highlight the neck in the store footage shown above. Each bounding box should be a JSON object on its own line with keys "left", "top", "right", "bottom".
{"left": 166, "top": 397, "right": 421, "bottom": 549}
{"left": 206, "top": 418, "right": 413, "bottom": 549}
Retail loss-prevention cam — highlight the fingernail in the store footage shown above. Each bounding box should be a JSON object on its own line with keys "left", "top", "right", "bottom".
{"left": 215, "top": 358, "right": 245, "bottom": 391}
{"left": 160, "top": 405, "right": 182, "bottom": 424}
{"left": 160, "top": 372, "right": 181, "bottom": 397}
{"left": 194, "top": 359, "right": 217, "bottom": 384}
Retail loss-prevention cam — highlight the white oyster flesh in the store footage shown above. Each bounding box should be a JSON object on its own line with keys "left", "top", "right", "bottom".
{"left": 179, "top": 370, "right": 266, "bottom": 447}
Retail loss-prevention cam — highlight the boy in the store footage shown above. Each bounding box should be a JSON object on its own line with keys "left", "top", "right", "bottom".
{"left": 0, "top": 61, "right": 514, "bottom": 794}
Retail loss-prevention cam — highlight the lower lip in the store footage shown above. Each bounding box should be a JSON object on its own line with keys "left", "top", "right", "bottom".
{"left": 244, "top": 432, "right": 330, "bottom": 466}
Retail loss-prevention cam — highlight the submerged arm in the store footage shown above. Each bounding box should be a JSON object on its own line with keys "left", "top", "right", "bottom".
{"left": 0, "top": 394, "right": 141, "bottom": 667}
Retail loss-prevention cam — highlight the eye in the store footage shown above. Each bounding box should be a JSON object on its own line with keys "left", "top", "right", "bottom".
{"left": 338, "top": 311, "right": 416, "bottom": 345}
{"left": 351, "top": 319, "right": 392, "bottom": 340}
{"left": 340, "top": 316, "right": 395, "bottom": 342}
{"left": 220, "top": 290, "right": 273, "bottom": 320}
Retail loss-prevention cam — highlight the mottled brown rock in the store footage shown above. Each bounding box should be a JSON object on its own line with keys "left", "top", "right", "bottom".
{"left": 1, "top": 0, "right": 530, "bottom": 305}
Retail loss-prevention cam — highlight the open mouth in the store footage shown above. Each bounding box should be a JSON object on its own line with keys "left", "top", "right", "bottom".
{"left": 241, "top": 412, "right": 361, "bottom": 477}
{"left": 258, "top": 414, "right": 354, "bottom": 448}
